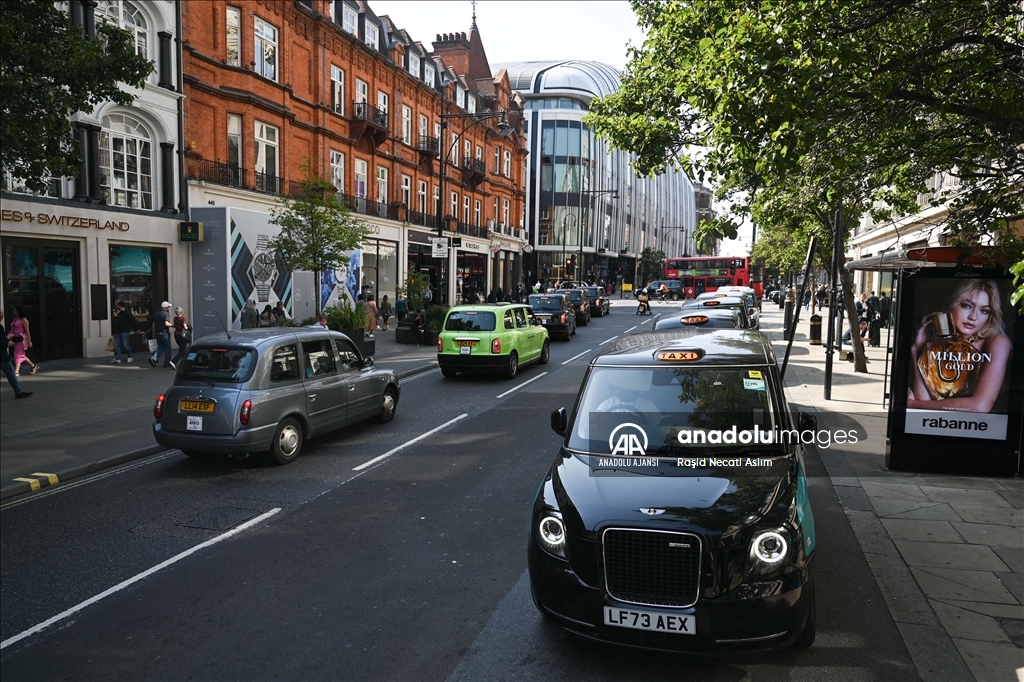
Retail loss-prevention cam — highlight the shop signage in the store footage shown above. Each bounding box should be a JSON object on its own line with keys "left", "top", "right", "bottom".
{"left": 179, "top": 221, "right": 204, "bottom": 242}
{"left": 460, "top": 240, "right": 483, "bottom": 252}
{"left": 1, "top": 209, "right": 129, "bottom": 231}
{"left": 431, "top": 239, "right": 449, "bottom": 258}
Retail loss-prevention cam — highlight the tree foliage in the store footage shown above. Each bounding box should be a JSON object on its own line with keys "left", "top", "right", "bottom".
{"left": 269, "top": 170, "right": 369, "bottom": 316}
{"left": 587, "top": 0, "right": 1024, "bottom": 257}
{"left": 0, "top": 0, "right": 152, "bottom": 191}
{"left": 639, "top": 247, "right": 666, "bottom": 284}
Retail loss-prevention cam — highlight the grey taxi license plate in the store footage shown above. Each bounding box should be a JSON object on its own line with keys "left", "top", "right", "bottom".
{"left": 603, "top": 606, "right": 695, "bottom": 635}
{"left": 460, "top": 346, "right": 471, "bottom": 355}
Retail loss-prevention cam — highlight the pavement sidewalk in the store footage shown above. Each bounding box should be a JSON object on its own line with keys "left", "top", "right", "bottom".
{"left": 760, "top": 304, "right": 1023, "bottom": 682}
{"left": 0, "top": 326, "right": 437, "bottom": 500}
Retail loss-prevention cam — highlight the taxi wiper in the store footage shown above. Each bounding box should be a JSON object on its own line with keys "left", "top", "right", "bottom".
{"left": 184, "top": 371, "right": 216, "bottom": 387}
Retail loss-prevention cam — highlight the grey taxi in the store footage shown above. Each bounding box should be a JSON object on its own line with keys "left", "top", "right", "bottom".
{"left": 153, "top": 328, "right": 400, "bottom": 464}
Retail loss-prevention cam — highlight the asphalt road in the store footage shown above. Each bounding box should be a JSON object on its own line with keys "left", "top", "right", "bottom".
{"left": 0, "top": 302, "right": 919, "bottom": 681}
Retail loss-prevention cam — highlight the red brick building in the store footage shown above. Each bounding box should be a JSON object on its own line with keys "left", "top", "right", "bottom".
{"left": 182, "top": 0, "right": 527, "bottom": 321}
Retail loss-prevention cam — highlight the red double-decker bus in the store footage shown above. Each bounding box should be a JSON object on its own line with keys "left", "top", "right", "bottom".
{"left": 664, "top": 256, "right": 762, "bottom": 298}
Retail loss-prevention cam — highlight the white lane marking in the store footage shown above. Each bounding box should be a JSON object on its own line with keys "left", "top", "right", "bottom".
{"left": 496, "top": 372, "right": 548, "bottom": 399}
{"left": 561, "top": 349, "right": 592, "bottom": 366}
{"left": 353, "top": 413, "right": 468, "bottom": 471}
{"left": 399, "top": 368, "right": 440, "bottom": 383}
{"left": 0, "top": 452, "right": 180, "bottom": 510}
{"left": 599, "top": 336, "right": 619, "bottom": 346}
{"left": 0, "top": 507, "right": 281, "bottom": 651}
{"left": 624, "top": 325, "right": 638, "bottom": 333}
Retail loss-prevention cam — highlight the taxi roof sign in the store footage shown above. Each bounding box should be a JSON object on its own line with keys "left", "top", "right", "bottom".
{"left": 680, "top": 315, "right": 709, "bottom": 325}
{"left": 656, "top": 349, "right": 704, "bottom": 362}
{"left": 702, "top": 300, "right": 721, "bottom": 306}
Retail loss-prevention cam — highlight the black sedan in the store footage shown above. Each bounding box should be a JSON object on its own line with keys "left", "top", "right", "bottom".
{"left": 529, "top": 293, "right": 577, "bottom": 341}
{"left": 582, "top": 286, "right": 611, "bottom": 317}
{"left": 530, "top": 330, "right": 818, "bottom": 654}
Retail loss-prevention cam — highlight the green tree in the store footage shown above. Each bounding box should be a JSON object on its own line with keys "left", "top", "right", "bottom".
{"left": 639, "top": 247, "right": 666, "bottom": 285}
{"left": 587, "top": 0, "right": 1023, "bottom": 259}
{"left": 269, "top": 169, "right": 369, "bottom": 317}
{"left": 0, "top": 0, "right": 152, "bottom": 191}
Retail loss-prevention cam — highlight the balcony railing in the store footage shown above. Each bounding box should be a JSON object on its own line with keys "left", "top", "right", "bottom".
{"left": 338, "top": 193, "right": 399, "bottom": 221}
{"left": 462, "top": 158, "right": 487, "bottom": 175}
{"left": 407, "top": 210, "right": 438, "bottom": 229}
{"left": 417, "top": 135, "right": 440, "bottom": 154}
{"left": 353, "top": 102, "right": 389, "bottom": 129}
{"left": 457, "top": 222, "right": 484, "bottom": 238}
{"left": 186, "top": 159, "right": 245, "bottom": 189}
{"left": 254, "top": 171, "right": 286, "bottom": 196}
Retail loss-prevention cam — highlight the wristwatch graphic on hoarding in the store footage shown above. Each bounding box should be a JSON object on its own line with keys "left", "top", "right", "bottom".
{"left": 249, "top": 234, "right": 278, "bottom": 302}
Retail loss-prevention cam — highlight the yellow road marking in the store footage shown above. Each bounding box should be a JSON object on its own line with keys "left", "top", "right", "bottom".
{"left": 13, "top": 478, "right": 40, "bottom": 491}
{"left": 32, "top": 473, "right": 59, "bottom": 485}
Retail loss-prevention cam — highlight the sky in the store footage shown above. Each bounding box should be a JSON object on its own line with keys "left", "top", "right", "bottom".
{"left": 368, "top": 1, "right": 751, "bottom": 256}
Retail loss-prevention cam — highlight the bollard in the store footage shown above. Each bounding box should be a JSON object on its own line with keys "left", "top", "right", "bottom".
{"left": 783, "top": 300, "right": 794, "bottom": 340}
{"left": 809, "top": 314, "right": 822, "bottom": 345}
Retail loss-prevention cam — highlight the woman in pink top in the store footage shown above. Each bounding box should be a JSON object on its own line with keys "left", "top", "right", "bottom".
{"left": 7, "top": 307, "right": 39, "bottom": 376}
{"left": 364, "top": 295, "right": 379, "bottom": 338}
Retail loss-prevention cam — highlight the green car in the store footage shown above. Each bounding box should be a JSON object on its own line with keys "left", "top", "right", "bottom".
{"left": 437, "top": 303, "right": 551, "bottom": 379}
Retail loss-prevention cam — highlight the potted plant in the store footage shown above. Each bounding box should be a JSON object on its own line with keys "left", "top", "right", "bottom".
{"left": 396, "top": 272, "right": 431, "bottom": 344}
{"left": 326, "top": 296, "right": 371, "bottom": 355}
{"left": 419, "top": 304, "right": 449, "bottom": 346}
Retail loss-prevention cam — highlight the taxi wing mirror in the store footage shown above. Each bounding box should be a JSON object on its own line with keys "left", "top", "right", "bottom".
{"left": 363, "top": 356, "right": 374, "bottom": 368}
{"left": 551, "top": 407, "right": 567, "bottom": 436}
{"left": 798, "top": 412, "right": 816, "bottom": 432}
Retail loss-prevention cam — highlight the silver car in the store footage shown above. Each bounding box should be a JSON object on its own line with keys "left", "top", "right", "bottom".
{"left": 153, "top": 328, "right": 400, "bottom": 464}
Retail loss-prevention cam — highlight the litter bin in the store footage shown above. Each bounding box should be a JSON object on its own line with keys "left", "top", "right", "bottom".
{"left": 809, "top": 314, "right": 822, "bottom": 345}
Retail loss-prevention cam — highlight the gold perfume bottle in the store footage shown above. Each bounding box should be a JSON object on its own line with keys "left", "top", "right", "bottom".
{"left": 916, "top": 313, "right": 978, "bottom": 399}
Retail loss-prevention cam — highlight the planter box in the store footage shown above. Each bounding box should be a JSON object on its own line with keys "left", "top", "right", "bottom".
{"left": 395, "top": 322, "right": 436, "bottom": 346}
{"left": 339, "top": 327, "right": 375, "bottom": 357}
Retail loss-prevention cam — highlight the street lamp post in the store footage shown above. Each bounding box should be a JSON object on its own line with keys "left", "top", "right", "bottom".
{"left": 576, "top": 189, "right": 618, "bottom": 284}
{"left": 436, "top": 76, "right": 509, "bottom": 305}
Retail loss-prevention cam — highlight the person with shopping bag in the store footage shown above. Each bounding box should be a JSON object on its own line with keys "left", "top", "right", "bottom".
{"left": 171, "top": 306, "right": 192, "bottom": 366}
{"left": 110, "top": 301, "right": 136, "bottom": 364}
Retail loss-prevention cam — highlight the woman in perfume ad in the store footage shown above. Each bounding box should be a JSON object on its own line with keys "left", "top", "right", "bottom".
{"left": 908, "top": 279, "right": 1012, "bottom": 413}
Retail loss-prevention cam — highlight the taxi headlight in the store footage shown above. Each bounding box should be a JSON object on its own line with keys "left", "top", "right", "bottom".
{"left": 752, "top": 530, "right": 788, "bottom": 564}
{"left": 537, "top": 516, "right": 566, "bottom": 557}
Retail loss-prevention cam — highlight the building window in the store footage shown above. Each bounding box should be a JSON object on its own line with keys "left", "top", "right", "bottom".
{"left": 365, "top": 23, "right": 379, "bottom": 50}
{"left": 2, "top": 173, "right": 61, "bottom": 198}
{"left": 409, "top": 52, "right": 420, "bottom": 78}
{"left": 254, "top": 120, "right": 279, "bottom": 181}
{"left": 330, "top": 65, "right": 344, "bottom": 115}
{"left": 463, "top": 196, "right": 470, "bottom": 223}
{"left": 417, "top": 180, "right": 427, "bottom": 213}
{"left": 456, "top": 87, "right": 465, "bottom": 109}
{"left": 467, "top": 96, "right": 476, "bottom": 115}
{"left": 99, "top": 113, "right": 153, "bottom": 210}
{"left": 376, "top": 166, "right": 387, "bottom": 203}
{"left": 401, "top": 105, "right": 412, "bottom": 144}
{"left": 330, "top": 150, "right": 345, "bottom": 193}
{"left": 451, "top": 135, "right": 459, "bottom": 166}
{"left": 355, "top": 159, "right": 368, "bottom": 197}
{"left": 419, "top": 114, "right": 429, "bottom": 142}
{"left": 355, "top": 79, "right": 368, "bottom": 103}
{"left": 434, "top": 185, "right": 440, "bottom": 215}
{"left": 342, "top": 4, "right": 357, "bottom": 35}
{"left": 450, "top": 191, "right": 458, "bottom": 217}
{"left": 425, "top": 67, "right": 435, "bottom": 89}
{"left": 227, "top": 113, "right": 242, "bottom": 180}
{"left": 474, "top": 200, "right": 481, "bottom": 226}
{"left": 254, "top": 17, "right": 278, "bottom": 81}
{"left": 226, "top": 6, "right": 240, "bottom": 66}
{"left": 98, "top": 0, "right": 148, "bottom": 58}
{"left": 377, "top": 90, "right": 389, "bottom": 115}
{"left": 110, "top": 246, "right": 168, "bottom": 323}
{"left": 464, "top": 140, "right": 471, "bottom": 164}
{"left": 493, "top": 197, "right": 499, "bottom": 222}
{"left": 503, "top": 150, "right": 512, "bottom": 177}
{"left": 476, "top": 145, "right": 482, "bottom": 160}
{"left": 503, "top": 199, "right": 510, "bottom": 226}
{"left": 401, "top": 174, "right": 411, "bottom": 206}
{"left": 494, "top": 146, "right": 500, "bottom": 173}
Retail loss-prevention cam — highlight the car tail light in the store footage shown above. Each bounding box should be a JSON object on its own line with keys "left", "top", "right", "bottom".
{"left": 437, "top": 337, "right": 443, "bottom": 352}
{"left": 240, "top": 399, "right": 252, "bottom": 426}
{"left": 491, "top": 338, "right": 501, "bottom": 353}
{"left": 560, "top": 314, "right": 567, "bottom": 323}
{"left": 153, "top": 394, "right": 166, "bottom": 421}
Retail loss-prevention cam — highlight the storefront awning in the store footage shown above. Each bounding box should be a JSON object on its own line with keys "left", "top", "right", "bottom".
{"left": 846, "top": 246, "right": 1004, "bottom": 271}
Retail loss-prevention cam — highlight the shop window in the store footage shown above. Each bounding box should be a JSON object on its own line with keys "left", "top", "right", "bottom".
{"left": 109, "top": 245, "right": 168, "bottom": 323}
{"left": 99, "top": 113, "right": 153, "bottom": 210}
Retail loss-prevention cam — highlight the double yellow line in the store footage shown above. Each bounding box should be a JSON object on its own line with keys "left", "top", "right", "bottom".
{"left": 12, "top": 472, "right": 59, "bottom": 491}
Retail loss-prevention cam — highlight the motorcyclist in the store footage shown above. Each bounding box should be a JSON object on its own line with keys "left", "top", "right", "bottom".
{"left": 636, "top": 290, "right": 651, "bottom": 315}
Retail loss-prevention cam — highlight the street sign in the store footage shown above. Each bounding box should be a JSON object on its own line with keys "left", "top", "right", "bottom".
{"left": 178, "top": 221, "right": 204, "bottom": 242}
{"left": 450, "top": 237, "right": 462, "bottom": 247}
{"left": 431, "top": 240, "right": 449, "bottom": 258}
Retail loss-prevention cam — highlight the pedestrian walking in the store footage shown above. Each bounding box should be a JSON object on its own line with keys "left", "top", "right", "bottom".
{"left": 0, "top": 310, "right": 32, "bottom": 399}
{"left": 171, "top": 306, "right": 191, "bottom": 366}
{"left": 803, "top": 288, "right": 811, "bottom": 310}
{"left": 879, "top": 291, "right": 891, "bottom": 328}
{"left": 6, "top": 306, "right": 38, "bottom": 376}
{"left": 395, "top": 293, "right": 407, "bottom": 322}
{"left": 379, "top": 295, "right": 393, "bottom": 331}
{"left": 274, "top": 300, "right": 289, "bottom": 322}
{"left": 816, "top": 284, "right": 826, "bottom": 309}
{"left": 260, "top": 304, "right": 276, "bottom": 326}
{"left": 423, "top": 288, "right": 433, "bottom": 306}
{"left": 111, "top": 301, "right": 135, "bottom": 364}
{"left": 364, "top": 295, "right": 378, "bottom": 338}
{"left": 412, "top": 311, "right": 426, "bottom": 345}
{"left": 240, "top": 299, "right": 259, "bottom": 329}
{"left": 149, "top": 301, "right": 174, "bottom": 368}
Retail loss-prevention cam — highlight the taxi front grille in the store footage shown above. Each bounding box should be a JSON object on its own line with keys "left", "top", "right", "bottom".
{"left": 602, "top": 529, "right": 701, "bottom": 608}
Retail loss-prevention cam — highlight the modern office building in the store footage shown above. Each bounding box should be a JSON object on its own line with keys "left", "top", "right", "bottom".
{"left": 495, "top": 60, "right": 696, "bottom": 287}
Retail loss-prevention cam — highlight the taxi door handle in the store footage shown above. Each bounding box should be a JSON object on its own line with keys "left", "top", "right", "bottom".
{"left": 348, "top": 385, "right": 356, "bottom": 392}
{"left": 308, "top": 394, "right": 317, "bottom": 401}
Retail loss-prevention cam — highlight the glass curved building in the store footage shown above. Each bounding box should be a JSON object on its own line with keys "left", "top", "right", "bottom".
{"left": 496, "top": 60, "right": 696, "bottom": 287}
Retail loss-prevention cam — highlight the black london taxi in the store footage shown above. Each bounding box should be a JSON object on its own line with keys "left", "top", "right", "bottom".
{"left": 556, "top": 289, "right": 592, "bottom": 326}
{"left": 680, "top": 296, "right": 752, "bottom": 329}
{"left": 651, "top": 308, "right": 743, "bottom": 332}
{"left": 529, "top": 293, "right": 577, "bottom": 341}
{"left": 529, "top": 329, "right": 818, "bottom": 654}
{"left": 581, "top": 286, "right": 611, "bottom": 317}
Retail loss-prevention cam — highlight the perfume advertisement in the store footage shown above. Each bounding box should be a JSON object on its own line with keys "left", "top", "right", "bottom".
{"left": 902, "top": 275, "right": 1014, "bottom": 440}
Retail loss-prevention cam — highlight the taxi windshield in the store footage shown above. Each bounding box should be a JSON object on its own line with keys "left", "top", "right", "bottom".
{"left": 583, "top": 288, "right": 601, "bottom": 298}
{"left": 445, "top": 311, "right": 497, "bottom": 332}
{"left": 560, "top": 290, "right": 583, "bottom": 302}
{"left": 568, "top": 366, "right": 780, "bottom": 454}
{"left": 179, "top": 346, "right": 257, "bottom": 383}
{"left": 529, "top": 295, "right": 563, "bottom": 311}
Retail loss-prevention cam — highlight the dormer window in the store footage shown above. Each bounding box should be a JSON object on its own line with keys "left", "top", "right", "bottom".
{"left": 425, "top": 67, "right": 435, "bottom": 88}
{"left": 365, "top": 23, "right": 379, "bottom": 50}
{"left": 409, "top": 53, "right": 420, "bottom": 78}
{"left": 342, "top": 5, "right": 357, "bottom": 35}
{"left": 467, "top": 96, "right": 476, "bottom": 114}
{"left": 456, "top": 87, "right": 465, "bottom": 109}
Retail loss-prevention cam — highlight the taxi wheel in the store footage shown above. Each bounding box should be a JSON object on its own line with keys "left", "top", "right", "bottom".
{"left": 503, "top": 351, "right": 519, "bottom": 379}
{"left": 538, "top": 340, "right": 550, "bottom": 364}
{"left": 376, "top": 386, "right": 398, "bottom": 423}
{"left": 267, "top": 417, "right": 303, "bottom": 465}
{"left": 441, "top": 367, "right": 458, "bottom": 379}
{"left": 671, "top": 293, "right": 681, "bottom": 301}
{"left": 794, "top": 584, "right": 816, "bottom": 648}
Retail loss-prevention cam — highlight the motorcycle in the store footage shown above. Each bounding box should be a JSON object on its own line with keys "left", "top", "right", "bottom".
{"left": 636, "top": 293, "right": 652, "bottom": 315}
